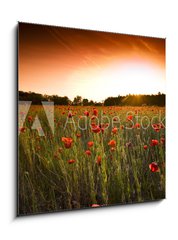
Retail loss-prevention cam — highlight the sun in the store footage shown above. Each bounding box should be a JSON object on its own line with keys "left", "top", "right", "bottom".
{"left": 69, "top": 60, "right": 165, "bottom": 101}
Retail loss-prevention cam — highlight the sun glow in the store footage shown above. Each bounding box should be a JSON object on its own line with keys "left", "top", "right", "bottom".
{"left": 68, "top": 61, "right": 165, "bottom": 101}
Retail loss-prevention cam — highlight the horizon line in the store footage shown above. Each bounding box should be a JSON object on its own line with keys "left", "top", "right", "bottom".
{"left": 19, "top": 90, "right": 166, "bottom": 102}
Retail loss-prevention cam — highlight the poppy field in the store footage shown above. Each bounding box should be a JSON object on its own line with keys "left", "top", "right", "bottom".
{"left": 18, "top": 105, "right": 165, "bottom": 215}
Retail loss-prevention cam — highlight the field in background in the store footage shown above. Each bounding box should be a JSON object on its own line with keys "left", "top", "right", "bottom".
{"left": 18, "top": 105, "right": 165, "bottom": 215}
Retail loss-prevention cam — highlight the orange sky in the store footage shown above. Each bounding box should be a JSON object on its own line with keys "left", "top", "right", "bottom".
{"left": 19, "top": 23, "right": 165, "bottom": 102}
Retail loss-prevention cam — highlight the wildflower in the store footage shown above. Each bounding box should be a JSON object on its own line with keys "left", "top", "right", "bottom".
{"left": 19, "top": 127, "right": 26, "bottom": 133}
{"left": 93, "top": 108, "right": 98, "bottom": 116}
{"left": 96, "top": 156, "right": 101, "bottom": 166}
{"left": 152, "top": 123, "right": 160, "bottom": 132}
{"left": 68, "top": 112, "right": 72, "bottom": 118}
{"left": 112, "top": 127, "right": 118, "bottom": 134}
{"left": 120, "top": 125, "right": 124, "bottom": 130}
{"left": 108, "top": 140, "right": 116, "bottom": 148}
{"left": 143, "top": 145, "right": 148, "bottom": 150}
{"left": 151, "top": 139, "right": 159, "bottom": 146}
{"left": 149, "top": 162, "right": 159, "bottom": 172}
{"left": 135, "top": 123, "right": 140, "bottom": 129}
{"left": 85, "top": 150, "right": 91, "bottom": 156}
{"left": 91, "top": 124, "right": 101, "bottom": 133}
{"left": 68, "top": 159, "right": 76, "bottom": 164}
{"left": 113, "top": 117, "right": 118, "bottom": 122}
{"left": 76, "top": 133, "right": 81, "bottom": 138}
{"left": 84, "top": 111, "right": 89, "bottom": 117}
{"left": 88, "top": 141, "right": 94, "bottom": 147}
{"left": 28, "top": 116, "right": 33, "bottom": 122}
{"left": 127, "top": 115, "right": 133, "bottom": 121}
{"left": 62, "top": 137, "right": 73, "bottom": 148}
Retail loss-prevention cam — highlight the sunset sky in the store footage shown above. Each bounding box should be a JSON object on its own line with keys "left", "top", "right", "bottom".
{"left": 19, "top": 23, "right": 165, "bottom": 102}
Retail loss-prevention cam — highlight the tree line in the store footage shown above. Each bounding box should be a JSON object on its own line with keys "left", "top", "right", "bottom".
{"left": 19, "top": 91, "right": 165, "bottom": 106}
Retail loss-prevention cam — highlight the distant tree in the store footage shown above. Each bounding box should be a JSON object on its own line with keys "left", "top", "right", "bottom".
{"left": 94, "top": 102, "right": 102, "bottom": 106}
{"left": 73, "top": 96, "right": 82, "bottom": 106}
{"left": 88, "top": 100, "right": 94, "bottom": 106}
{"left": 19, "top": 91, "right": 165, "bottom": 106}
{"left": 82, "top": 98, "right": 89, "bottom": 106}
{"left": 104, "top": 94, "right": 165, "bottom": 106}
{"left": 19, "top": 91, "right": 70, "bottom": 105}
{"left": 19, "top": 91, "right": 47, "bottom": 104}
{"left": 51, "top": 95, "right": 70, "bottom": 105}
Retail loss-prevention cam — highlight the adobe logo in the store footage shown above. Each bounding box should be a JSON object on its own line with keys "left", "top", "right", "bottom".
{"left": 18, "top": 101, "right": 54, "bottom": 136}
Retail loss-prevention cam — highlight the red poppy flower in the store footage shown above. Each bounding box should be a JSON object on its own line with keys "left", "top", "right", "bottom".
{"left": 91, "top": 125, "right": 101, "bottom": 133}
{"left": 93, "top": 108, "right": 98, "bottom": 116}
{"left": 108, "top": 140, "right": 116, "bottom": 147}
{"left": 99, "top": 123, "right": 109, "bottom": 133}
{"left": 100, "top": 127, "right": 104, "bottom": 134}
{"left": 88, "top": 141, "right": 94, "bottom": 147}
{"left": 151, "top": 139, "right": 159, "bottom": 146}
{"left": 149, "top": 162, "right": 159, "bottom": 172}
{"left": 113, "top": 117, "right": 118, "bottom": 122}
{"left": 84, "top": 111, "right": 89, "bottom": 117}
{"left": 155, "top": 128, "right": 160, "bottom": 132}
{"left": 85, "top": 150, "right": 91, "bottom": 156}
{"left": 19, "top": 127, "right": 26, "bottom": 133}
{"left": 96, "top": 156, "right": 101, "bottom": 166}
{"left": 127, "top": 115, "right": 133, "bottom": 121}
{"left": 152, "top": 124, "right": 158, "bottom": 129}
{"left": 135, "top": 123, "right": 140, "bottom": 129}
{"left": 152, "top": 123, "right": 161, "bottom": 132}
{"left": 68, "top": 159, "right": 76, "bottom": 164}
{"left": 160, "top": 137, "right": 165, "bottom": 145}
{"left": 112, "top": 127, "right": 118, "bottom": 134}
{"left": 62, "top": 137, "right": 73, "bottom": 148}
{"left": 76, "top": 133, "right": 81, "bottom": 138}
{"left": 120, "top": 125, "right": 124, "bottom": 130}
{"left": 153, "top": 124, "right": 160, "bottom": 132}
{"left": 91, "top": 204, "right": 100, "bottom": 208}
{"left": 28, "top": 116, "right": 33, "bottom": 122}
{"left": 143, "top": 145, "right": 148, "bottom": 150}
{"left": 68, "top": 112, "right": 73, "bottom": 118}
